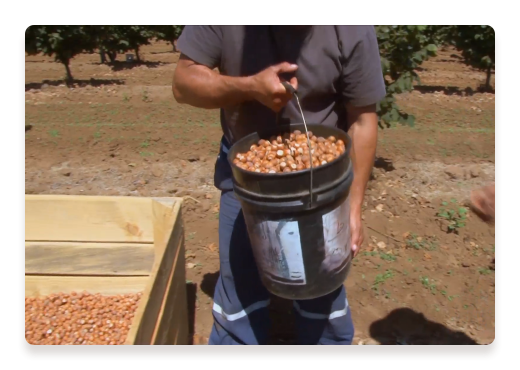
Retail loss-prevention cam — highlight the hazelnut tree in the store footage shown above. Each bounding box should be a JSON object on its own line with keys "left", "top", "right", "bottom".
{"left": 25, "top": 26, "right": 98, "bottom": 83}
{"left": 99, "top": 26, "right": 156, "bottom": 63}
{"left": 453, "top": 25, "right": 495, "bottom": 90}
{"left": 150, "top": 26, "right": 185, "bottom": 52}
{"left": 375, "top": 25, "right": 438, "bottom": 128}
{"left": 421, "top": 25, "right": 495, "bottom": 90}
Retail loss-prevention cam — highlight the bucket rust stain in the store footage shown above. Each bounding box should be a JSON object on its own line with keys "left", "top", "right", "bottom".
{"left": 125, "top": 222, "right": 143, "bottom": 237}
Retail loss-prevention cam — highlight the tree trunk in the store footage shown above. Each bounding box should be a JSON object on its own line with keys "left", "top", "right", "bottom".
{"left": 107, "top": 51, "right": 117, "bottom": 63}
{"left": 100, "top": 49, "right": 107, "bottom": 63}
{"left": 485, "top": 65, "right": 492, "bottom": 90}
{"left": 135, "top": 47, "right": 141, "bottom": 62}
{"left": 63, "top": 61, "right": 73, "bottom": 84}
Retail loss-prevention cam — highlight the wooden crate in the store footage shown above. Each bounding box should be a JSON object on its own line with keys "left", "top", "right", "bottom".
{"left": 25, "top": 194, "right": 188, "bottom": 345}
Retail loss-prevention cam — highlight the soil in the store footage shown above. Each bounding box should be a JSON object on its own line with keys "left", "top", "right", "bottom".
{"left": 25, "top": 42, "right": 495, "bottom": 345}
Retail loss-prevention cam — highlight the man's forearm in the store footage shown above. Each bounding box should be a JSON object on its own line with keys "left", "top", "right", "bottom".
{"left": 347, "top": 106, "right": 378, "bottom": 214}
{"left": 173, "top": 57, "right": 254, "bottom": 109}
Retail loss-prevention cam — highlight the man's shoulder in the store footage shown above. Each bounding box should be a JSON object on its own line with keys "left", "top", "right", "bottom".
{"left": 334, "top": 25, "right": 374, "bottom": 39}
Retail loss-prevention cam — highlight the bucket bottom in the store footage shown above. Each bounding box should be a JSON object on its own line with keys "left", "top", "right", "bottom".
{"left": 260, "top": 258, "right": 352, "bottom": 300}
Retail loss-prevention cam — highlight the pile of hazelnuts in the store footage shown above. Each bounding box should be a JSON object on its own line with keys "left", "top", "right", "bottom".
{"left": 25, "top": 292, "right": 141, "bottom": 345}
{"left": 233, "top": 130, "right": 346, "bottom": 174}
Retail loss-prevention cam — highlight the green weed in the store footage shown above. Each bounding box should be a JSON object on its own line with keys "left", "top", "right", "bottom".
{"left": 372, "top": 269, "right": 395, "bottom": 292}
{"left": 48, "top": 129, "right": 59, "bottom": 138}
{"left": 379, "top": 252, "right": 397, "bottom": 262}
{"left": 437, "top": 199, "right": 468, "bottom": 233}
{"left": 142, "top": 89, "right": 150, "bottom": 102}
{"left": 140, "top": 141, "right": 150, "bottom": 148}
{"left": 478, "top": 267, "right": 493, "bottom": 275}
{"left": 405, "top": 233, "right": 438, "bottom": 250}
{"left": 420, "top": 276, "right": 437, "bottom": 295}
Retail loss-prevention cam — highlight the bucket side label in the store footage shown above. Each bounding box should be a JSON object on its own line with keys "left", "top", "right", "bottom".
{"left": 321, "top": 196, "right": 351, "bottom": 274}
{"left": 244, "top": 215, "right": 306, "bottom": 285}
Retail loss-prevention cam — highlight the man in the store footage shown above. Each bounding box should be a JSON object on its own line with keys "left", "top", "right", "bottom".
{"left": 173, "top": 26, "right": 386, "bottom": 345}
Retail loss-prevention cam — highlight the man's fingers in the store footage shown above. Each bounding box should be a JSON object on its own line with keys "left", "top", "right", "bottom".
{"left": 272, "top": 62, "right": 298, "bottom": 74}
{"left": 352, "top": 244, "right": 359, "bottom": 257}
{"left": 289, "top": 76, "right": 298, "bottom": 91}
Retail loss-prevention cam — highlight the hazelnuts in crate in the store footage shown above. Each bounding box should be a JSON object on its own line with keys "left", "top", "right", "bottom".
{"left": 25, "top": 292, "right": 141, "bottom": 345}
{"left": 233, "top": 130, "right": 346, "bottom": 174}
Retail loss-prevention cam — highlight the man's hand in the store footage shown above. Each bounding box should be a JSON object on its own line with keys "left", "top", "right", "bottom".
{"left": 470, "top": 183, "right": 495, "bottom": 223}
{"left": 173, "top": 55, "right": 298, "bottom": 112}
{"left": 250, "top": 62, "right": 298, "bottom": 112}
{"left": 350, "top": 210, "right": 364, "bottom": 257}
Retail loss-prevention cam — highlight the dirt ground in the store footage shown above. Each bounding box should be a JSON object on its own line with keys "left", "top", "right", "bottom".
{"left": 25, "top": 41, "right": 495, "bottom": 345}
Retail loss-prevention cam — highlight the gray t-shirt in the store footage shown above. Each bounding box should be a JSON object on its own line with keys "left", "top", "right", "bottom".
{"left": 177, "top": 25, "right": 386, "bottom": 145}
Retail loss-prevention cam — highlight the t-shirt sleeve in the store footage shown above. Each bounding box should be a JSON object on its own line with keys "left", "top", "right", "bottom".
{"left": 176, "top": 26, "right": 222, "bottom": 69}
{"left": 338, "top": 26, "right": 386, "bottom": 107}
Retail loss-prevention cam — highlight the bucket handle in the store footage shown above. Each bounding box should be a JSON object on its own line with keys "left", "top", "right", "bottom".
{"left": 281, "top": 81, "right": 314, "bottom": 209}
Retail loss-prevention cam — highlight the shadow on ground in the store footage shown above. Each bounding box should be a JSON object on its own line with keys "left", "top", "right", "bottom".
{"left": 369, "top": 307, "right": 478, "bottom": 345}
{"left": 25, "top": 78, "right": 124, "bottom": 91}
{"left": 186, "top": 282, "right": 198, "bottom": 344}
{"left": 370, "top": 157, "right": 395, "bottom": 181}
{"left": 94, "top": 61, "right": 165, "bottom": 71}
{"left": 374, "top": 157, "right": 395, "bottom": 172}
{"left": 414, "top": 84, "right": 494, "bottom": 96}
{"left": 200, "top": 271, "right": 219, "bottom": 299}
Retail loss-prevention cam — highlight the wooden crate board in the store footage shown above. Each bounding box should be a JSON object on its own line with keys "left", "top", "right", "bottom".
{"left": 25, "top": 242, "right": 154, "bottom": 276}
{"left": 25, "top": 195, "right": 154, "bottom": 243}
{"left": 151, "top": 241, "right": 188, "bottom": 345}
{"left": 126, "top": 200, "right": 186, "bottom": 345}
{"left": 25, "top": 276, "right": 149, "bottom": 297}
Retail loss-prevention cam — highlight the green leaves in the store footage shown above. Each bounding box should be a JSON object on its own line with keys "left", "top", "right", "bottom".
{"left": 375, "top": 25, "right": 438, "bottom": 128}
{"left": 95, "top": 26, "right": 157, "bottom": 61}
{"left": 152, "top": 26, "right": 185, "bottom": 49}
{"left": 426, "top": 44, "right": 437, "bottom": 53}
{"left": 436, "top": 201, "right": 468, "bottom": 233}
{"left": 456, "top": 26, "right": 494, "bottom": 68}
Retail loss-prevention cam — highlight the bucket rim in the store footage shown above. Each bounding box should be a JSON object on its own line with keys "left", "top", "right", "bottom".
{"left": 227, "top": 123, "right": 352, "bottom": 178}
